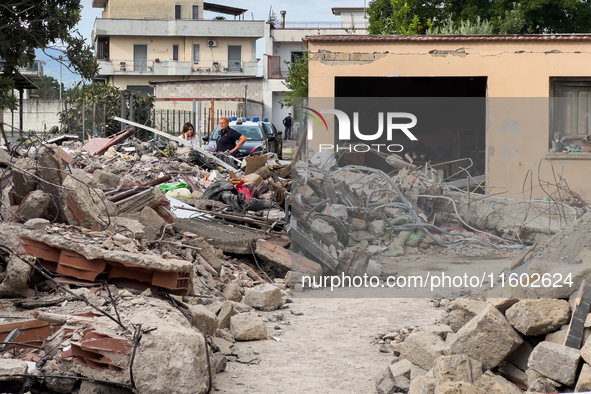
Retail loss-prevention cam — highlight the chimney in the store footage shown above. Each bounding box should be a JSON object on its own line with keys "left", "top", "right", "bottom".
{"left": 280, "top": 10, "right": 286, "bottom": 28}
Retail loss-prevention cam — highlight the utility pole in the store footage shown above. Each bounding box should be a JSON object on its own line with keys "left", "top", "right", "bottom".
{"left": 59, "top": 55, "right": 63, "bottom": 101}
{"left": 244, "top": 84, "right": 248, "bottom": 118}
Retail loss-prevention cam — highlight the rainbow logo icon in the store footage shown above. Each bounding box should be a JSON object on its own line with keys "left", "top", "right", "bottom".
{"left": 303, "top": 107, "right": 328, "bottom": 131}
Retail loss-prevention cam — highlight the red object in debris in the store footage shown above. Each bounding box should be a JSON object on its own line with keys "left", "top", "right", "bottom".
{"left": 236, "top": 180, "right": 251, "bottom": 202}
{"left": 81, "top": 128, "right": 135, "bottom": 155}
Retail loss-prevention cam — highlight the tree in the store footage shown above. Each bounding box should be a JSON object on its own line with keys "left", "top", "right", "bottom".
{"left": 0, "top": 0, "right": 97, "bottom": 114}
{"left": 367, "top": 0, "right": 591, "bottom": 35}
{"left": 59, "top": 83, "right": 155, "bottom": 137}
{"left": 0, "top": 0, "right": 97, "bottom": 78}
{"left": 278, "top": 52, "right": 308, "bottom": 110}
{"left": 34, "top": 75, "right": 65, "bottom": 99}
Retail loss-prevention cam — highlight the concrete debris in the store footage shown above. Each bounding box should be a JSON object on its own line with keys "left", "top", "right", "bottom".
{"left": 244, "top": 283, "right": 284, "bottom": 311}
{"left": 0, "top": 254, "right": 32, "bottom": 297}
{"left": 230, "top": 313, "right": 268, "bottom": 341}
{"left": 447, "top": 305, "right": 523, "bottom": 371}
{"left": 527, "top": 341, "right": 581, "bottom": 386}
{"left": 505, "top": 299, "right": 571, "bottom": 336}
{"left": 399, "top": 331, "right": 452, "bottom": 370}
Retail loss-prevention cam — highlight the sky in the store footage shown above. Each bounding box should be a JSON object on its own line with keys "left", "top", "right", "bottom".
{"left": 38, "top": 0, "right": 367, "bottom": 86}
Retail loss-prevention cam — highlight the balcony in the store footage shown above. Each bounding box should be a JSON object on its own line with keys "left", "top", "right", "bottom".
{"left": 93, "top": 19, "right": 264, "bottom": 40}
{"left": 96, "top": 59, "right": 258, "bottom": 77}
{"left": 0, "top": 60, "right": 44, "bottom": 82}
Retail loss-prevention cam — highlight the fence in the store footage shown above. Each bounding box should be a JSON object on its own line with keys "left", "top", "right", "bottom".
{"left": 152, "top": 107, "right": 243, "bottom": 138}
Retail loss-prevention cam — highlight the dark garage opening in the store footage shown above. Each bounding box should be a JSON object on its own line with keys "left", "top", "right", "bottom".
{"left": 334, "top": 76, "right": 487, "bottom": 179}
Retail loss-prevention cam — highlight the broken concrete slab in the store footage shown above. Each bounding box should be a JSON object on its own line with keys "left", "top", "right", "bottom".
{"left": 188, "top": 304, "right": 218, "bottom": 336}
{"left": 255, "top": 239, "right": 291, "bottom": 272}
{"left": 16, "top": 190, "right": 51, "bottom": 221}
{"left": 211, "top": 336, "right": 234, "bottom": 356}
{"left": 212, "top": 352, "right": 227, "bottom": 373}
{"left": 408, "top": 376, "right": 436, "bottom": 394}
{"left": 110, "top": 217, "right": 145, "bottom": 242}
{"left": 0, "top": 254, "right": 32, "bottom": 297}
{"left": 222, "top": 282, "right": 243, "bottom": 303}
{"left": 473, "top": 371, "right": 522, "bottom": 394}
{"left": 11, "top": 158, "right": 37, "bottom": 200}
{"left": 526, "top": 377, "right": 560, "bottom": 393}
{"left": 497, "top": 361, "right": 527, "bottom": 382}
{"left": 437, "top": 381, "right": 485, "bottom": 394}
{"left": 447, "top": 305, "right": 523, "bottom": 371}
{"left": 244, "top": 283, "right": 284, "bottom": 311}
{"left": 576, "top": 363, "right": 591, "bottom": 392}
{"left": 0, "top": 358, "right": 27, "bottom": 381}
{"left": 433, "top": 354, "right": 483, "bottom": 386}
{"left": 24, "top": 218, "right": 50, "bottom": 230}
{"left": 120, "top": 206, "right": 164, "bottom": 243}
{"left": 414, "top": 325, "right": 454, "bottom": 341}
{"left": 487, "top": 298, "right": 520, "bottom": 314}
{"left": 528, "top": 341, "right": 581, "bottom": 386}
{"left": 133, "top": 323, "right": 210, "bottom": 394}
{"left": 217, "top": 301, "right": 240, "bottom": 330}
{"left": 37, "top": 144, "right": 66, "bottom": 200}
{"left": 376, "top": 360, "right": 412, "bottom": 394}
{"left": 505, "top": 299, "right": 571, "bottom": 336}
{"left": 448, "top": 299, "right": 488, "bottom": 333}
{"left": 92, "top": 169, "right": 121, "bottom": 189}
{"left": 399, "top": 331, "right": 453, "bottom": 371}
{"left": 230, "top": 313, "right": 267, "bottom": 341}
{"left": 60, "top": 174, "right": 106, "bottom": 229}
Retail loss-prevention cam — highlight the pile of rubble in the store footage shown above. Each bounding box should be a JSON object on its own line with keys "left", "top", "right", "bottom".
{"left": 374, "top": 212, "right": 591, "bottom": 394}
{"left": 0, "top": 129, "right": 302, "bottom": 393}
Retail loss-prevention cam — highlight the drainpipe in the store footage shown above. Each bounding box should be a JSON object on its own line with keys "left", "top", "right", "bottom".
{"left": 280, "top": 11, "right": 286, "bottom": 28}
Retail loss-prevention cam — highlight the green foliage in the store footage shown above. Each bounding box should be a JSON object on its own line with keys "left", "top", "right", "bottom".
{"left": 428, "top": 16, "right": 493, "bottom": 34}
{"left": 279, "top": 52, "right": 308, "bottom": 110}
{"left": 34, "top": 76, "right": 66, "bottom": 99}
{"left": 368, "top": 0, "right": 591, "bottom": 35}
{"left": 0, "top": 77, "right": 17, "bottom": 111}
{"left": 0, "top": 0, "right": 97, "bottom": 78}
{"left": 59, "top": 83, "right": 155, "bottom": 137}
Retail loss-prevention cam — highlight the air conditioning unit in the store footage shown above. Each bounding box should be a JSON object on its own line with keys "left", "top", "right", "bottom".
{"left": 207, "top": 40, "right": 217, "bottom": 47}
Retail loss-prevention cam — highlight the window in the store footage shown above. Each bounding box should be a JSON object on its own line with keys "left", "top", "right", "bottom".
{"left": 133, "top": 44, "right": 147, "bottom": 72}
{"left": 228, "top": 45, "right": 241, "bottom": 72}
{"left": 173, "top": 45, "right": 179, "bottom": 61}
{"left": 291, "top": 51, "right": 304, "bottom": 63}
{"left": 174, "top": 4, "right": 181, "bottom": 19}
{"left": 192, "top": 5, "right": 199, "bottom": 19}
{"left": 551, "top": 78, "right": 591, "bottom": 144}
{"left": 193, "top": 44, "right": 200, "bottom": 63}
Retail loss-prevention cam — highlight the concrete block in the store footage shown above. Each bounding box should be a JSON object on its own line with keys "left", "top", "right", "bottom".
{"left": 433, "top": 354, "right": 483, "bottom": 386}
{"left": 473, "top": 370, "right": 522, "bottom": 394}
{"left": 447, "top": 305, "right": 523, "bottom": 371}
{"left": 400, "top": 331, "right": 453, "bottom": 370}
{"left": 230, "top": 313, "right": 267, "bottom": 341}
{"left": 576, "top": 363, "right": 591, "bottom": 392}
{"left": 528, "top": 341, "right": 581, "bottom": 386}
{"left": 16, "top": 190, "right": 50, "bottom": 220}
{"left": 505, "top": 299, "right": 570, "bottom": 336}
{"left": 188, "top": 304, "right": 218, "bottom": 336}
{"left": 244, "top": 283, "right": 283, "bottom": 311}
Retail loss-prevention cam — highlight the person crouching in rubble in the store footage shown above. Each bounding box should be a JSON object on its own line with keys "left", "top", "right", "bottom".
{"left": 217, "top": 116, "right": 247, "bottom": 156}
{"left": 181, "top": 122, "right": 198, "bottom": 146}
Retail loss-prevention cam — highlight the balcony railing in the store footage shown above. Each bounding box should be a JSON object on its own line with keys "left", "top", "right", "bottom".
{"left": 281, "top": 21, "right": 369, "bottom": 29}
{"left": 96, "top": 59, "right": 257, "bottom": 76}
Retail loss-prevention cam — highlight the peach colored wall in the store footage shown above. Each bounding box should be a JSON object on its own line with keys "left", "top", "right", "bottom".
{"left": 105, "top": 0, "right": 204, "bottom": 19}
{"left": 307, "top": 39, "right": 591, "bottom": 201}
{"left": 109, "top": 36, "right": 254, "bottom": 63}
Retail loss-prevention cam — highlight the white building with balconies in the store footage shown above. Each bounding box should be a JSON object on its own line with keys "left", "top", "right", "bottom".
{"left": 92, "top": 0, "right": 265, "bottom": 95}
{"left": 262, "top": 7, "right": 368, "bottom": 131}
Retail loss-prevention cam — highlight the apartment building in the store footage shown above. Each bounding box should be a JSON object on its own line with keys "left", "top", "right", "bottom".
{"left": 91, "top": 0, "right": 265, "bottom": 95}
{"left": 263, "top": 7, "right": 367, "bottom": 130}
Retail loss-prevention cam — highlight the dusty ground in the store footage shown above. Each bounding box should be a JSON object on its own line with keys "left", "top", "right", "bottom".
{"left": 215, "top": 293, "right": 440, "bottom": 393}
{"left": 216, "top": 255, "right": 514, "bottom": 393}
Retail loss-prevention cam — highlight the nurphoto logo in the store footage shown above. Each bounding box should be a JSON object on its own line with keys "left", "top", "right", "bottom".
{"left": 304, "top": 107, "right": 418, "bottom": 153}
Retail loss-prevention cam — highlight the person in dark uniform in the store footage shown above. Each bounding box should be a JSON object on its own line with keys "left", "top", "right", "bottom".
{"left": 216, "top": 116, "right": 247, "bottom": 156}
{"left": 283, "top": 113, "right": 292, "bottom": 140}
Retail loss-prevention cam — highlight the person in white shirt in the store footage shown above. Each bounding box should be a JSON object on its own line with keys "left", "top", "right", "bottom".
{"left": 181, "top": 122, "right": 199, "bottom": 146}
